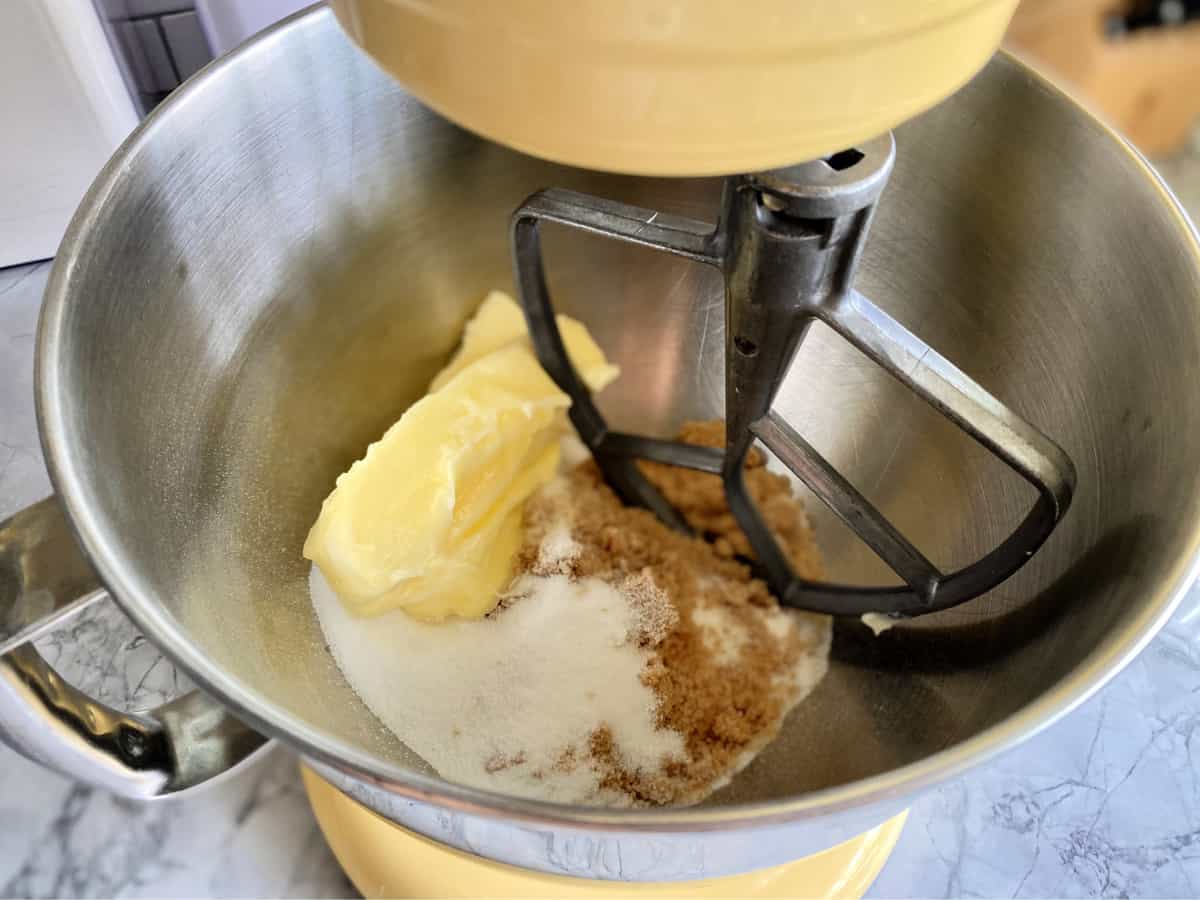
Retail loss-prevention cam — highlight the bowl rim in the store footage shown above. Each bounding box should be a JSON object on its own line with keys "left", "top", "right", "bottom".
{"left": 35, "top": 3, "right": 1200, "bottom": 833}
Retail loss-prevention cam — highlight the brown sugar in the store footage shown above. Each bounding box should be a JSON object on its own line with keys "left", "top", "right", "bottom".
{"left": 513, "top": 420, "right": 831, "bottom": 806}
{"left": 637, "top": 419, "right": 825, "bottom": 577}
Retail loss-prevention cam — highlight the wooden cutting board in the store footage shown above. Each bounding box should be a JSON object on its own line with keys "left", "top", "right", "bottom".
{"left": 1005, "top": 0, "right": 1200, "bottom": 156}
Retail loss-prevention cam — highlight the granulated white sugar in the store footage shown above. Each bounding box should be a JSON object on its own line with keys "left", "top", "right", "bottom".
{"left": 310, "top": 563, "right": 684, "bottom": 805}
{"left": 764, "top": 608, "right": 795, "bottom": 641}
{"left": 691, "top": 602, "right": 751, "bottom": 665}
{"left": 533, "top": 522, "right": 581, "bottom": 575}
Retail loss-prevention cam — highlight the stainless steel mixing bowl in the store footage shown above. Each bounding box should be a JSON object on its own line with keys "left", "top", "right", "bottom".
{"left": 3, "top": 5, "right": 1200, "bottom": 882}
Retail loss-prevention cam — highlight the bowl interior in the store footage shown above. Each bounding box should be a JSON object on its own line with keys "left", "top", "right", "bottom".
{"left": 46, "top": 9, "right": 1200, "bottom": 810}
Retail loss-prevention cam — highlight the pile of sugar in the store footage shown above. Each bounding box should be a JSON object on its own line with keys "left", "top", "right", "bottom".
{"left": 311, "top": 562, "right": 683, "bottom": 805}
{"left": 518, "top": 453, "right": 831, "bottom": 805}
{"left": 312, "top": 422, "right": 832, "bottom": 807}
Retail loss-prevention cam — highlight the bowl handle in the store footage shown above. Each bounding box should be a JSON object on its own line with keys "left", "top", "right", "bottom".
{"left": 0, "top": 497, "right": 270, "bottom": 797}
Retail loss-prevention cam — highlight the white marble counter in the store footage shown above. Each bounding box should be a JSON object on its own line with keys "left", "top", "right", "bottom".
{"left": 2, "top": 131, "right": 1200, "bottom": 896}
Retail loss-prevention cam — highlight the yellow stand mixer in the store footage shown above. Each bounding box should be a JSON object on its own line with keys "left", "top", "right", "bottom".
{"left": 8, "top": 0, "right": 1199, "bottom": 895}
{"left": 305, "top": 0, "right": 1071, "bottom": 895}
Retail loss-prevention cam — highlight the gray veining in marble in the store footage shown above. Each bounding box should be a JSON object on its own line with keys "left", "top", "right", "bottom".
{"left": 1, "top": 127, "right": 1199, "bottom": 898}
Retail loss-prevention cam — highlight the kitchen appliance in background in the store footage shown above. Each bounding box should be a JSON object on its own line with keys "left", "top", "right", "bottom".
{"left": 0, "top": 0, "right": 308, "bottom": 269}
{"left": 93, "top": 0, "right": 312, "bottom": 114}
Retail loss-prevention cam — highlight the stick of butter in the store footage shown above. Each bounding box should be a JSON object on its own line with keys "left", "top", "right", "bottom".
{"left": 303, "top": 291, "right": 618, "bottom": 621}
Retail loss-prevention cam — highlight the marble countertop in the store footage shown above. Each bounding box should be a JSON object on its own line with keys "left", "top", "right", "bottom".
{"left": 3, "top": 131, "right": 1200, "bottom": 898}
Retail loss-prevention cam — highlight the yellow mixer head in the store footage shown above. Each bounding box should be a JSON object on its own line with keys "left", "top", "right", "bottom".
{"left": 330, "top": 0, "right": 1021, "bottom": 176}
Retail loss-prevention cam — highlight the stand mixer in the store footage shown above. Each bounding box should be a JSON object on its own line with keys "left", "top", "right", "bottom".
{"left": 10, "top": 2, "right": 1200, "bottom": 898}
{"left": 307, "top": 0, "right": 1070, "bottom": 893}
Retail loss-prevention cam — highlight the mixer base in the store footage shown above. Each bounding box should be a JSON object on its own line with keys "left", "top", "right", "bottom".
{"left": 301, "top": 767, "right": 907, "bottom": 898}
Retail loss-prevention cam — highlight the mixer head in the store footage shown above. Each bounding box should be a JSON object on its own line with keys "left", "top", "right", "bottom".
{"left": 511, "top": 134, "right": 1077, "bottom": 620}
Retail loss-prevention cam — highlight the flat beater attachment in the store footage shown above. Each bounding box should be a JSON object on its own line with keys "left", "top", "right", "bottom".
{"left": 510, "top": 134, "right": 1075, "bottom": 620}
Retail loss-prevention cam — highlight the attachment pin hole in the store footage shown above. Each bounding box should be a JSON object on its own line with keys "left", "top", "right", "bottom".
{"left": 823, "top": 148, "right": 865, "bottom": 171}
{"left": 734, "top": 336, "right": 759, "bottom": 357}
